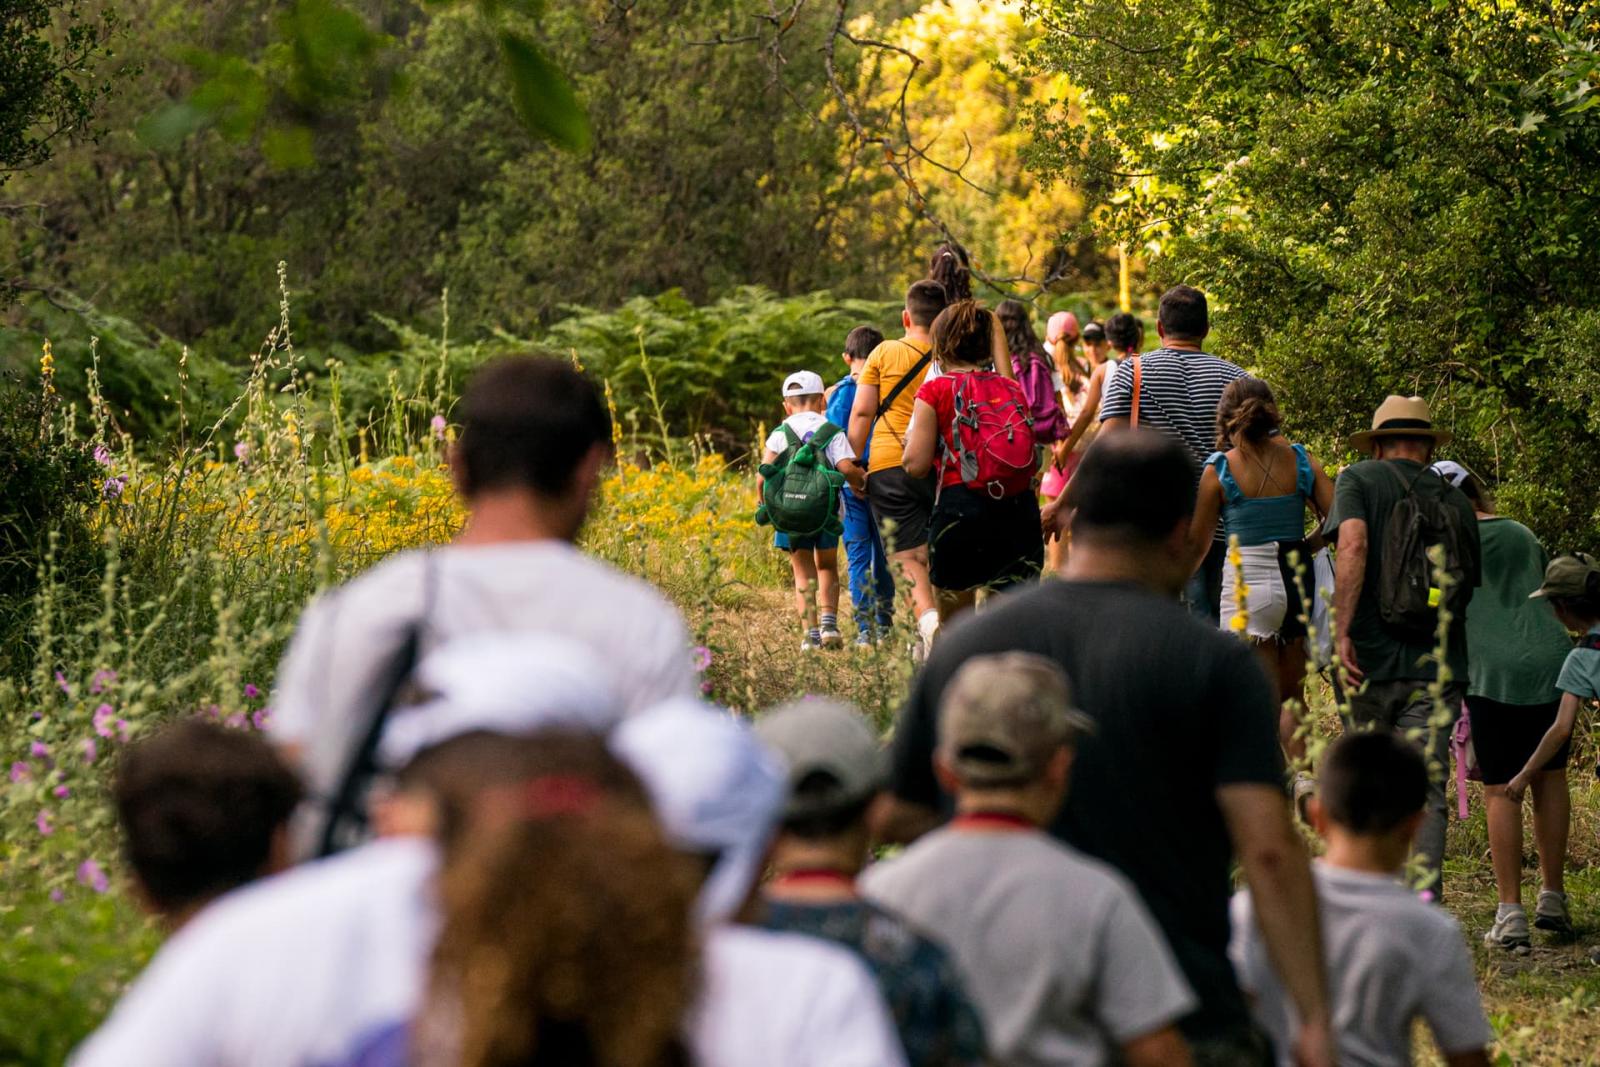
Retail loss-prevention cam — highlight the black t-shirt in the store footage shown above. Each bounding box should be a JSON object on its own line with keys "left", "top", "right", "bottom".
{"left": 891, "top": 580, "right": 1283, "bottom": 1039}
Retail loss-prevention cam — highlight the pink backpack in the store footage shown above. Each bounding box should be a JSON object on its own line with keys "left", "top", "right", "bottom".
{"left": 1014, "top": 350, "right": 1066, "bottom": 442}
{"left": 941, "top": 371, "right": 1038, "bottom": 498}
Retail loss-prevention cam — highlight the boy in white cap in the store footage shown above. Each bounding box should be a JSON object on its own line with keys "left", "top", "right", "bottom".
{"left": 72, "top": 634, "right": 625, "bottom": 1067}
{"left": 613, "top": 701, "right": 908, "bottom": 1067}
{"left": 755, "top": 698, "right": 986, "bottom": 1066}
{"left": 861, "top": 652, "right": 1197, "bottom": 1067}
{"left": 759, "top": 370, "right": 865, "bottom": 650}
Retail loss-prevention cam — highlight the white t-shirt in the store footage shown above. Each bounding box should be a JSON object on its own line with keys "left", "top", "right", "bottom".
{"left": 71, "top": 837, "right": 438, "bottom": 1067}
{"left": 693, "top": 925, "right": 908, "bottom": 1067}
{"left": 1230, "top": 863, "right": 1493, "bottom": 1067}
{"left": 764, "top": 410, "right": 857, "bottom": 468}
{"left": 861, "top": 828, "right": 1195, "bottom": 1065}
{"left": 271, "top": 541, "right": 696, "bottom": 848}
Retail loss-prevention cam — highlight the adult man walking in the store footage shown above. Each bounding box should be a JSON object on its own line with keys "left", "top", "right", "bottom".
{"left": 1092, "top": 285, "right": 1247, "bottom": 622}
{"left": 270, "top": 356, "right": 697, "bottom": 855}
{"left": 882, "top": 432, "right": 1334, "bottom": 1067}
{"left": 1324, "top": 395, "right": 1480, "bottom": 901}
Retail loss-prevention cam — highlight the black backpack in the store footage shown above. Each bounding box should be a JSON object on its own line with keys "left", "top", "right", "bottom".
{"left": 1377, "top": 463, "right": 1472, "bottom": 639}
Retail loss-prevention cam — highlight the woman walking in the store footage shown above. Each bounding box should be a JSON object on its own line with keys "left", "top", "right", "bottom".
{"left": 1188, "top": 378, "right": 1334, "bottom": 793}
{"left": 1437, "top": 461, "right": 1576, "bottom": 953}
{"left": 998, "top": 301, "right": 1069, "bottom": 573}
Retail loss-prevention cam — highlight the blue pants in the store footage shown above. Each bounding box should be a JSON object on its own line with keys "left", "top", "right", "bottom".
{"left": 1187, "top": 539, "right": 1226, "bottom": 626}
{"left": 842, "top": 494, "right": 895, "bottom": 636}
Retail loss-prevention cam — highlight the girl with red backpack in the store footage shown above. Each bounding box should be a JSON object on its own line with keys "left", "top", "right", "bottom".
{"left": 903, "top": 301, "right": 1044, "bottom": 626}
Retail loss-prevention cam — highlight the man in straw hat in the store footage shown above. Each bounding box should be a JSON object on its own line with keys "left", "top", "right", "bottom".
{"left": 1322, "top": 395, "right": 1480, "bottom": 902}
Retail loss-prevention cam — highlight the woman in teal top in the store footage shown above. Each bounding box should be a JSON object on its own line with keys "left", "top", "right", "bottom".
{"left": 1189, "top": 378, "right": 1334, "bottom": 778}
{"left": 1435, "top": 461, "right": 1575, "bottom": 952}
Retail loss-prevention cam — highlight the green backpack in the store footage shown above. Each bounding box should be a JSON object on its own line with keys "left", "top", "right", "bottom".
{"left": 756, "top": 422, "right": 846, "bottom": 539}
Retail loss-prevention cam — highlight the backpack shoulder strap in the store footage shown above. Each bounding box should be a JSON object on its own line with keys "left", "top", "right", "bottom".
{"left": 1578, "top": 631, "right": 1600, "bottom": 652}
{"left": 1129, "top": 356, "right": 1142, "bottom": 428}
{"left": 874, "top": 342, "right": 933, "bottom": 422}
{"left": 779, "top": 423, "right": 804, "bottom": 454}
{"left": 811, "top": 421, "right": 841, "bottom": 449}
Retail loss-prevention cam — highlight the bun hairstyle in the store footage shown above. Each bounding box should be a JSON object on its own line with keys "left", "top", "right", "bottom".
{"left": 1215, "top": 376, "right": 1282, "bottom": 449}
{"left": 928, "top": 241, "right": 973, "bottom": 302}
{"left": 930, "top": 300, "right": 994, "bottom": 371}
{"left": 1104, "top": 312, "right": 1142, "bottom": 355}
{"left": 994, "top": 299, "right": 1042, "bottom": 366}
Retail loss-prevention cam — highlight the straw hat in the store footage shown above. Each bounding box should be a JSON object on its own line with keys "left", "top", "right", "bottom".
{"left": 1348, "top": 395, "right": 1452, "bottom": 452}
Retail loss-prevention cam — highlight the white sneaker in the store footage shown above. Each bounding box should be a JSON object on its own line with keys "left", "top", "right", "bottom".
{"left": 1535, "top": 890, "right": 1574, "bottom": 937}
{"left": 800, "top": 635, "right": 821, "bottom": 653}
{"left": 1484, "top": 909, "right": 1532, "bottom": 954}
{"left": 917, "top": 610, "right": 941, "bottom": 658}
{"left": 819, "top": 627, "right": 844, "bottom": 650}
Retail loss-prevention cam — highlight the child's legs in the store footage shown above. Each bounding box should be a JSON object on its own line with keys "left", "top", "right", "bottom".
{"left": 841, "top": 507, "right": 876, "bottom": 633}
{"left": 1274, "top": 640, "right": 1309, "bottom": 764}
{"left": 1483, "top": 785, "right": 1525, "bottom": 907}
{"left": 789, "top": 550, "right": 819, "bottom": 630}
{"left": 814, "top": 548, "right": 840, "bottom": 618}
{"left": 1530, "top": 768, "right": 1570, "bottom": 894}
{"left": 895, "top": 545, "right": 935, "bottom": 618}
{"left": 869, "top": 522, "right": 895, "bottom": 626}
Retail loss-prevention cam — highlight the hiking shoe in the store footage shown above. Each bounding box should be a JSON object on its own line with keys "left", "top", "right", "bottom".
{"left": 800, "top": 635, "right": 822, "bottom": 653}
{"left": 1484, "top": 909, "right": 1532, "bottom": 955}
{"left": 1535, "top": 890, "right": 1575, "bottom": 937}
{"left": 819, "top": 627, "right": 844, "bottom": 650}
{"left": 853, "top": 633, "right": 877, "bottom": 651}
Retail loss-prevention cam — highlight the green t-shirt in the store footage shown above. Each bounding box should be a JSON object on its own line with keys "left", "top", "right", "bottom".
{"left": 1322, "top": 459, "right": 1480, "bottom": 684}
{"left": 1465, "top": 518, "right": 1569, "bottom": 705}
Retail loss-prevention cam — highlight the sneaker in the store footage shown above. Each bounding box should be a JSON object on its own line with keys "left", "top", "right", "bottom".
{"left": 1291, "top": 774, "right": 1317, "bottom": 824}
{"left": 800, "top": 635, "right": 822, "bottom": 653}
{"left": 1484, "top": 909, "right": 1532, "bottom": 954}
{"left": 819, "top": 627, "right": 844, "bottom": 650}
{"left": 916, "top": 610, "right": 941, "bottom": 659}
{"left": 1535, "top": 890, "right": 1575, "bottom": 937}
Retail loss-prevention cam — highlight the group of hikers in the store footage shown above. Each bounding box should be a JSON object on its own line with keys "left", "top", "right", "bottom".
{"left": 66, "top": 249, "right": 1600, "bottom": 1067}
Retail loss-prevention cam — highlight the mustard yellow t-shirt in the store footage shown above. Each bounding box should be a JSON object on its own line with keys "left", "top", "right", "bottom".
{"left": 859, "top": 337, "right": 932, "bottom": 474}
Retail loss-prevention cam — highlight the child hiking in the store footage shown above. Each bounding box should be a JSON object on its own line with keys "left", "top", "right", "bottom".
{"left": 827, "top": 326, "right": 896, "bottom": 646}
{"left": 903, "top": 300, "right": 1044, "bottom": 625}
{"left": 758, "top": 371, "right": 865, "bottom": 651}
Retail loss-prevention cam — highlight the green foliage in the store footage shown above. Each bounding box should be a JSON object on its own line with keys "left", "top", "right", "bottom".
{"left": 0, "top": 0, "right": 119, "bottom": 180}
{"left": 1027, "top": 0, "right": 1600, "bottom": 547}
{"left": 542, "top": 288, "right": 898, "bottom": 451}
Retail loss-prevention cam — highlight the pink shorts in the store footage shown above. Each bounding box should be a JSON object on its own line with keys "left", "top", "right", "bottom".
{"left": 1039, "top": 450, "right": 1079, "bottom": 498}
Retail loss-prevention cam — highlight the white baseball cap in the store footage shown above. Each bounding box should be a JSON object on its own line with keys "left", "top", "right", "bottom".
{"left": 611, "top": 698, "right": 788, "bottom": 925}
{"left": 782, "top": 371, "right": 826, "bottom": 397}
{"left": 376, "top": 632, "right": 623, "bottom": 770}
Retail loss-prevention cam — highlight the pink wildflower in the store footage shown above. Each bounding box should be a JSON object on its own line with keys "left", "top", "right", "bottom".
{"left": 101, "top": 474, "right": 127, "bottom": 500}
{"left": 82, "top": 738, "right": 97, "bottom": 763}
{"left": 9, "top": 762, "right": 29, "bottom": 783}
{"left": 691, "top": 646, "right": 713, "bottom": 672}
{"left": 29, "top": 741, "right": 49, "bottom": 760}
{"left": 431, "top": 415, "right": 448, "bottom": 440}
{"left": 55, "top": 671, "right": 72, "bottom": 695}
{"left": 90, "top": 669, "right": 118, "bottom": 694}
{"left": 53, "top": 784, "right": 70, "bottom": 799}
{"left": 251, "top": 707, "right": 272, "bottom": 730}
{"left": 49, "top": 888, "right": 64, "bottom": 904}
{"left": 244, "top": 683, "right": 262, "bottom": 700}
{"left": 36, "top": 810, "right": 53, "bottom": 836}
{"left": 93, "top": 444, "right": 113, "bottom": 467}
{"left": 92, "top": 704, "right": 116, "bottom": 738}
{"left": 77, "top": 859, "right": 109, "bottom": 894}
{"left": 234, "top": 440, "right": 252, "bottom": 463}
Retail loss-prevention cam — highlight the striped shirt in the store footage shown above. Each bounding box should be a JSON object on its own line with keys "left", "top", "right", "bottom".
{"left": 1099, "top": 347, "right": 1248, "bottom": 471}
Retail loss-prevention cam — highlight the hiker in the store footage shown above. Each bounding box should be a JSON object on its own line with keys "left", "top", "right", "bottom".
{"left": 1044, "top": 309, "right": 1084, "bottom": 407}
{"left": 923, "top": 241, "right": 1014, "bottom": 382}
{"left": 1436, "top": 462, "right": 1575, "bottom": 951}
{"left": 754, "top": 698, "right": 987, "bottom": 1067}
{"left": 863, "top": 653, "right": 1198, "bottom": 1067}
{"left": 883, "top": 432, "right": 1335, "bottom": 1067}
{"left": 419, "top": 733, "right": 698, "bottom": 1067}
{"left": 1046, "top": 314, "right": 1133, "bottom": 565}
{"left": 903, "top": 300, "right": 1044, "bottom": 624}
{"left": 111, "top": 719, "right": 301, "bottom": 932}
{"left": 73, "top": 635, "right": 627, "bottom": 1067}
{"left": 848, "top": 280, "right": 950, "bottom": 656}
{"left": 998, "top": 300, "right": 1070, "bottom": 574}
{"left": 1500, "top": 553, "right": 1600, "bottom": 942}
{"left": 827, "top": 326, "right": 896, "bottom": 646}
{"left": 1189, "top": 377, "right": 1334, "bottom": 808}
{"left": 757, "top": 370, "right": 866, "bottom": 651}
{"left": 1230, "top": 732, "right": 1493, "bottom": 1067}
{"left": 1324, "top": 395, "right": 1480, "bottom": 902}
{"left": 271, "top": 356, "right": 697, "bottom": 856}
{"left": 1092, "top": 287, "right": 1248, "bottom": 623}
{"left": 613, "top": 702, "right": 909, "bottom": 1067}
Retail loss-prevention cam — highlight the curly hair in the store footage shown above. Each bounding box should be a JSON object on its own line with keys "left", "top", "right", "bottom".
{"left": 928, "top": 241, "right": 973, "bottom": 302}
{"left": 422, "top": 735, "right": 699, "bottom": 1067}
{"left": 930, "top": 299, "right": 993, "bottom": 371}
{"left": 1215, "top": 376, "right": 1281, "bottom": 449}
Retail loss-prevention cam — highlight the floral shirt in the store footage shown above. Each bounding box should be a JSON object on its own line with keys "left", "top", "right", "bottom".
{"left": 761, "top": 898, "right": 986, "bottom": 1067}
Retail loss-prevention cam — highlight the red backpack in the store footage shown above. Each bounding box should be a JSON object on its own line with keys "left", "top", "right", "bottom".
{"left": 941, "top": 371, "right": 1038, "bottom": 498}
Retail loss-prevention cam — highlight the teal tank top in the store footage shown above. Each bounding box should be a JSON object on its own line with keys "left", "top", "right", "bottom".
{"left": 1208, "top": 443, "right": 1314, "bottom": 546}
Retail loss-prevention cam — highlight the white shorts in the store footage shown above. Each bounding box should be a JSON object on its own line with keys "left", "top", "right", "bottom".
{"left": 1222, "top": 542, "right": 1291, "bottom": 641}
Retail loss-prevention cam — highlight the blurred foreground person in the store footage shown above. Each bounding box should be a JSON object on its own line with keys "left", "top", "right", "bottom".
{"left": 72, "top": 636, "right": 622, "bottom": 1067}
{"left": 613, "top": 702, "right": 909, "bottom": 1067}
{"left": 1231, "top": 733, "right": 1492, "bottom": 1067}
{"left": 755, "top": 698, "right": 986, "bottom": 1066}
{"left": 864, "top": 653, "right": 1196, "bottom": 1067}
{"left": 113, "top": 718, "right": 301, "bottom": 931}
{"left": 271, "top": 356, "right": 696, "bottom": 855}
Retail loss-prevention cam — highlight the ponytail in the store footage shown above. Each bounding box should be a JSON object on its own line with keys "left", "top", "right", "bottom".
{"left": 1215, "top": 377, "right": 1282, "bottom": 449}
{"left": 928, "top": 241, "right": 973, "bottom": 302}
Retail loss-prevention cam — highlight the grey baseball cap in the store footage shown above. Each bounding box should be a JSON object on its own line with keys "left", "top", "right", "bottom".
{"left": 755, "top": 698, "right": 887, "bottom": 820}
{"left": 938, "top": 652, "right": 1094, "bottom": 787}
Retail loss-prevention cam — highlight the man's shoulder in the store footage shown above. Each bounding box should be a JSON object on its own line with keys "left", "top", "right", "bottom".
{"left": 709, "top": 924, "right": 877, "bottom": 989}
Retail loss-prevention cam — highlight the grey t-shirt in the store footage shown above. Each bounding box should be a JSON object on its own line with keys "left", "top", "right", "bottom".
{"left": 861, "top": 828, "right": 1196, "bottom": 1066}
{"left": 1229, "top": 864, "right": 1492, "bottom": 1066}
